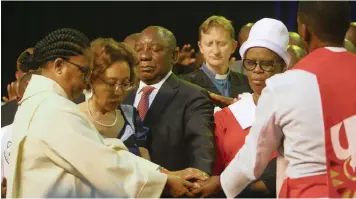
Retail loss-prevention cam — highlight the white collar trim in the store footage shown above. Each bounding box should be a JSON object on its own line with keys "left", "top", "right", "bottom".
{"left": 137, "top": 71, "right": 172, "bottom": 93}
{"left": 228, "top": 93, "right": 256, "bottom": 130}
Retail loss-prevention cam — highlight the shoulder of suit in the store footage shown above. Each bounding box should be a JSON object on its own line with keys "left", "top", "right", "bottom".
{"left": 178, "top": 77, "right": 206, "bottom": 92}
{"left": 1, "top": 100, "right": 18, "bottom": 111}
{"left": 179, "top": 69, "right": 204, "bottom": 81}
{"left": 229, "top": 70, "right": 248, "bottom": 80}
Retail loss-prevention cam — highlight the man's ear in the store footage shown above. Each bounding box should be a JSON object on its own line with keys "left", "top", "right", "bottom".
{"left": 231, "top": 40, "right": 238, "bottom": 54}
{"left": 198, "top": 41, "right": 203, "bottom": 54}
{"left": 53, "top": 58, "right": 65, "bottom": 74}
{"left": 172, "top": 48, "right": 179, "bottom": 64}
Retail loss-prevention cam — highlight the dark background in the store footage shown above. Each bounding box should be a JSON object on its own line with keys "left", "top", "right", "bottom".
{"left": 2, "top": 1, "right": 356, "bottom": 97}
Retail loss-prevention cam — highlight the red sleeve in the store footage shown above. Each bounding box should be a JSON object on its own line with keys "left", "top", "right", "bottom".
{"left": 213, "top": 109, "right": 227, "bottom": 175}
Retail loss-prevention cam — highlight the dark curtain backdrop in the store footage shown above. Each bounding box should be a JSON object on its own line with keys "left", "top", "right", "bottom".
{"left": 2, "top": 1, "right": 356, "bottom": 97}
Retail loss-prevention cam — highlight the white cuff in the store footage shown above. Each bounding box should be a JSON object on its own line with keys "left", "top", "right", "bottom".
{"left": 220, "top": 166, "right": 252, "bottom": 198}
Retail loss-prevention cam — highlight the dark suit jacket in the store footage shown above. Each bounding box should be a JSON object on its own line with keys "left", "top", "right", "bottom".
{"left": 123, "top": 74, "right": 215, "bottom": 174}
{"left": 180, "top": 69, "right": 252, "bottom": 108}
{"left": 1, "top": 100, "right": 18, "bottom": 127}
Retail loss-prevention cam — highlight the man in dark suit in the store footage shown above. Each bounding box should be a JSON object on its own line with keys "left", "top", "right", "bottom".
{"left": 180, "top": 16, "right": 251, "bottom": 108}
{"left": 123, "top": 26, "right": 215, "bottom": 175}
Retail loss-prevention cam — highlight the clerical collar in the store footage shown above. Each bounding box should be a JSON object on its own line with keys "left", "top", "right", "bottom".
{"left": 201, "top": 62, "right": 229, "bottom": 80}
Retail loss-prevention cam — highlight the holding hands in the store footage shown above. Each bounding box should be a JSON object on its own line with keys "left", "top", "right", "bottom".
{"left": 162, "top": 167, "right": 222, "bottom": 198}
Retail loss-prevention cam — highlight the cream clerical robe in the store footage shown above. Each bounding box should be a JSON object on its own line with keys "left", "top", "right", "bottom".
{"left": 7, "top": 75, "right": 167, "bottom": 198}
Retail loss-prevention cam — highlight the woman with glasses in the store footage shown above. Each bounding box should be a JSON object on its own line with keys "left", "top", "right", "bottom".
{"left": 196, "top": 18, "right": 290, "bottom": 198}
{"left": 78, "top": 38, "right": 150, "bottom": 160}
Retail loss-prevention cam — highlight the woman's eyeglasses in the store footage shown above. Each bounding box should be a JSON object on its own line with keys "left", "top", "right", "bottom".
{"left": 98, "top": 76, "right": 134, "bottom": 92}
{"left": 243, "top": 59, "right": 284, "bottom": 72}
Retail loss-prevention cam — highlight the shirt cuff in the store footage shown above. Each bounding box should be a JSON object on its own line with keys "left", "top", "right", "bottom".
{"left": 137, "top": 168, "right": 168, "bottom": 198}
{"left": 220, "top": 166, "right": 251, "bottom": 198}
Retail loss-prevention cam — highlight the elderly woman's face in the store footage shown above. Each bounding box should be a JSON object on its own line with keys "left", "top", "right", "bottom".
{"left": 244, "top": 47, "right": 285, "bottom": 95}
{"left": 91, "top": 61, "right": 131, "bottom": 111}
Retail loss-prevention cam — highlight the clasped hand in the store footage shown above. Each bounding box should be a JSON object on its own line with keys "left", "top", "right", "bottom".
{"left": 163, "top": 168, "right": 221, "bottom": 198}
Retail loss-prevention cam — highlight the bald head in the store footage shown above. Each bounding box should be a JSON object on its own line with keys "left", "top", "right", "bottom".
{"left": 287, "top": 45, "right": 307, "bottom": 70}
{"left": 238, "top": 23, "right": 254, "bottom": 47}
{"left": 140, "top": 26, "right": 177, "bottom": 50}
{"left": 135, "top": 26, "right": 178, "bottom": 85}
{"left": 123, "top": 33, "right": 140, "bottom": 49}
{"left": 345, "top": 22, "right": 356, "bottom": 47}
{"left": 344, "top": 39, "right": 356, "bottom": 53}
{"left": 289, "top": 32, "right": 306, "bottom": 50}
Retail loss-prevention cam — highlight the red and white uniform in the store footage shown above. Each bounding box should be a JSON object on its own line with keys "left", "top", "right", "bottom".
{"left": 214, "top": 93, "right": 277, "bottom": 175}
{"left": 221, "top": 47, "right": 356, "bottom": 198}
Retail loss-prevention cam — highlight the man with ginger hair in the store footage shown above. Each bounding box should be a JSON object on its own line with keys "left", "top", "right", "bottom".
{"left": 181, "top": 16, "right": 251, "bottom": 108}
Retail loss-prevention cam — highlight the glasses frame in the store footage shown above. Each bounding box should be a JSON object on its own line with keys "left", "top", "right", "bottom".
{"left": 243, "top": 59, "right": 284, "bottom": 72}
{"left": 63, "top": 59, "right": 92, "bottom": 82}
{"left": 98, "top": 76, "right": 135, "bottom": 92}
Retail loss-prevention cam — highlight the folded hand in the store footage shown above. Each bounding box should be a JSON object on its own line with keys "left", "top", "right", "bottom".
{"left": 191, "top": 175, "right": 222, "bottom": 198}
{"left": 209, "top": 92, "right": 238, "bottom": 106}
{"left": 169, "top": 167, "right": 209, "bottom": 182}
{"left": 163, "top": 175, "right": 199, "bottom": 198}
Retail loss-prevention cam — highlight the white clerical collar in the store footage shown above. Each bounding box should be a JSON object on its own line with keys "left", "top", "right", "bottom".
{"left": 324, "top": 47, "right": 347, "bottom": 52}
{"left": 137, "top": 71, "right": 173, "bottom": 94}
{"left": 203, "top": 63, "right": 229, "bottom": 80}
{"left": 228, "top": 93, "right": 256, "bottom": 130}
{"left": 215, "top": 73, "right": 228, "bottom": 80}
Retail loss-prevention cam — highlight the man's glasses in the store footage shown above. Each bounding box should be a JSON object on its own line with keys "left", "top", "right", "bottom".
{"left": 243, "top": 59, "right": 284, "bottom": 72}
{"left": 98, "top": 76, "right": 134, "bottom": 92}
{"left": 63, "top": 60, "right": 91, "bottom": 81}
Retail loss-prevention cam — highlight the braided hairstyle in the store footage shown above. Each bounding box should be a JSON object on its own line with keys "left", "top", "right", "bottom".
{"left": 23, "top": 28, "right": 91, "bottom": 70}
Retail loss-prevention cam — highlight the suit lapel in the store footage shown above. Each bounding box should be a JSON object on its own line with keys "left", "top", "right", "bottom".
{"left": 196, "top": 70, "right": 221, "bottom": 95}
{"left": 144, "top": 74, "right": 179, "bottom": 127}
{"left": 122, "top": 88, "right": 137, "bottom": 105}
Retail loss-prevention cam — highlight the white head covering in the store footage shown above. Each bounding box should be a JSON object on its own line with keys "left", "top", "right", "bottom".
{"left": 239, "top": 18, "right": 290, "bottom": 66}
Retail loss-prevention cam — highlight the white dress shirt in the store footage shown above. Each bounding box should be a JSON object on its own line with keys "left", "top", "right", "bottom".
{"left": 133, "top": 71, "right": 172, "bottom": 108}
{"left": 220, "top": 47, "right": 347, "bottom": 198}
{"left": 1, "top": 124, "right": 12, "bottom": 180}
{"left": 7, "top": 75, "right": 167, "bottom": 198}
